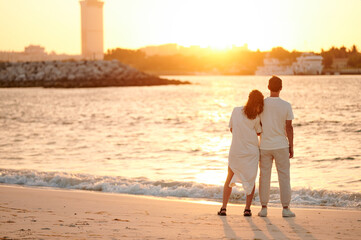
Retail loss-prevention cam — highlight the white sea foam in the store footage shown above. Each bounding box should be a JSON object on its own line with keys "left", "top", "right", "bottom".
{"left": 1, "top": 169, "right": 360, "bottom": 209}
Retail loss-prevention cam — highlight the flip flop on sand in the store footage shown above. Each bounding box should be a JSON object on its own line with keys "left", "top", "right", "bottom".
{"left": 217, "top": 208, "right": 227, "bottom": 216}
{"left": 243, "top": 209, "right": 252, "bottom": 217}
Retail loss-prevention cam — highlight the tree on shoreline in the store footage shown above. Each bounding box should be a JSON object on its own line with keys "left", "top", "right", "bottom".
{"left": 104, "top": 45, "right": 361, "bottom": 74}
{"left": 321, "top": 45, "right": 361, "bottom": 68}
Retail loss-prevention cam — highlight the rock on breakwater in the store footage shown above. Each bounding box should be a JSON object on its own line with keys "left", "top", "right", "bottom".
{"left": 0, "top": 60, "right": 190, "bottom": 87}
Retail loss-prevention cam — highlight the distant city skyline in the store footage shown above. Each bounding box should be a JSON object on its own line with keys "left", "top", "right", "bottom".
{"left": 0, "top": 0, "right": 361, "bottom": 54}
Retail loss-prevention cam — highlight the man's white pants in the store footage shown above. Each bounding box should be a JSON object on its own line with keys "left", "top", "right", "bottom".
{"left": 259, "top": 148, "right": 291, "bottom": 207}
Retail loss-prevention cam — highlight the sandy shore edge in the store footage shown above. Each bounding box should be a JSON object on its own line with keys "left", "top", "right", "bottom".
{"left": 1, "top": 184, "right": 360, "bottom": 239}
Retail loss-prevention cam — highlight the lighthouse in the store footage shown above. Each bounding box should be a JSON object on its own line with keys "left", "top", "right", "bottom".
{"left": 79, "top": 0, "right": 104, "bottom": 60}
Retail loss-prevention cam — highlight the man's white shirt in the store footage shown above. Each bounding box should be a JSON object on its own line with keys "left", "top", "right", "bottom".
{"left": 260, "top": 97, "right": 294, "bottom": 150}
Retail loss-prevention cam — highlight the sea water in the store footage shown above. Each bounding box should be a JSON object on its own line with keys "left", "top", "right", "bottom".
{"left": 0, "top": 75, "right": 360, "bottom": 209}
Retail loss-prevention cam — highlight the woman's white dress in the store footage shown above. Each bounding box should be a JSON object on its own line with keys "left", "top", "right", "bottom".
{"left": 228, "top": 106, "right": 262, "bottom": 195}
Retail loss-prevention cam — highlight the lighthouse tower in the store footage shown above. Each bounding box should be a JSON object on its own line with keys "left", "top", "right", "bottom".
{"left": 79, "top": 0, "right": 104, "bottom": 60}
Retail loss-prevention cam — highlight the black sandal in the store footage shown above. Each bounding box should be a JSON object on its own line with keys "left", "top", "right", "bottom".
{"left": 243, "top": 209, "right": 252, "bottom": 217}
{"left": 217, "top": 207, "right": 227, "bottom": 216}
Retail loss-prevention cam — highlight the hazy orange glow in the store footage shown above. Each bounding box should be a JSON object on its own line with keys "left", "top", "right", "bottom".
{"left": 194, "top": 170, "right": 225, "bottom": 185}
{"left": 0, "top": 0, "right": 361, "bottom": 54}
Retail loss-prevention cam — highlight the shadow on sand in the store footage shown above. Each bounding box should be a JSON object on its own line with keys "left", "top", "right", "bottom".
{"left": 219, "top": 214, "right": 316, "bottom": 240}
{"left": 245, "top": 217, "right": 270, "bottom": 240}
{"left": 219, "top": 216, "right": 241, "bottom": 239}
{"left": 283, "top": 217, "right": 317, "bottom": 240}
{"left": 259, "top": 217, "right": 290, "bottom": 240}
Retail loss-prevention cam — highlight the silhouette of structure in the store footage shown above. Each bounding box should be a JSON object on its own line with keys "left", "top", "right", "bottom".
{"left": 79, "top": 0, "right": 104, "bottom": 60}
{"left": 0, "top": 45, "right": 81, "bottom": 62}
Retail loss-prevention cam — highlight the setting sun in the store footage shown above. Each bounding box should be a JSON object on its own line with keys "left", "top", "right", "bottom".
{"left": 1, "top": 0, "right": 361, "bottom": 53}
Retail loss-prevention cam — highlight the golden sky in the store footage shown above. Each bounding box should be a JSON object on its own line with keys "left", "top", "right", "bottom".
{"left": 0, "top": 0, "right": 360, "bottom": 54}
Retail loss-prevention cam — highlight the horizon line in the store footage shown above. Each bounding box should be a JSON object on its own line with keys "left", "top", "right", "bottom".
{"left": 1, "top": 43, "right": 360, "bottom": 56}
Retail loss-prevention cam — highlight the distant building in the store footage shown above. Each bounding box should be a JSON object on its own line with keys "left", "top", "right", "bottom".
{"left": 255, "top": 53, "right": 323, "bottom": 75}
{"left": 255, "top": 58, "right": 293, "bottom": 76}
{"left": 332, "top": 58, "right": 348, "bottom": 70}
{"left": 140, "top": 44, "right": 179, "bottom": 56}
{"left": 231, "top": 44, "right": 249, "bottom": 52}
{"left": 139, "top": 43, "right": 249, "bottom": 57}
{"left": 24, "top": 45, "right": 46, "bottom": 55}
{"left": 0, "top": 45, "right": 81, "bottom": 62}
{"left": 179, "top": 45, "right": 209, "bottom": 56}
{"left": 79, "top": 0, "right": 104, "bottom": 60}
{"left": 292, "top": 53, "right": 323, "bottom": 75}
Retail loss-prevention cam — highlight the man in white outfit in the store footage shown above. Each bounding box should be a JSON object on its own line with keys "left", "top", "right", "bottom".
{"left": 258, "top": 76, "right": 295, "bottom": 217}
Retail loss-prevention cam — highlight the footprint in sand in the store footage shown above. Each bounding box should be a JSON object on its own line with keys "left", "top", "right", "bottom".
{"left": 125, "top": 226, "right": 137, "bottom": 230}
{"left": 18, "top": 229, "right": 32, "bottom": 237}
{"left": 75, "top": 221, "right": 89, "bottom": 225}
{"left": 113, "top": 219, "right": 130, "bottom": 222}
{"left": 85, "top": 211, "right": 111, "bottom": 216}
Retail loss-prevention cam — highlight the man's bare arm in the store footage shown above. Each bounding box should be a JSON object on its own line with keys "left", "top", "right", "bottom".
{"left": 286, "top": 120, "right": 294, "bottom": 158}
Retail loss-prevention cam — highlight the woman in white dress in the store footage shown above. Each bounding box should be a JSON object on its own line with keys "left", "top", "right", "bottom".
{"left": 218, "top": 90, "right": 264, "bottom": 217}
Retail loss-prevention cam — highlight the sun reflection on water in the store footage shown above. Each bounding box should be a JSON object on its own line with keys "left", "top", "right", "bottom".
{"left": 194, "top": 169, "right": 226, "bottom": 186}
{"left": 199, "top": 136, "right": 230, "bottom": 156}
{"left": 200, "top": 110, "right": 228, "bottom": 123}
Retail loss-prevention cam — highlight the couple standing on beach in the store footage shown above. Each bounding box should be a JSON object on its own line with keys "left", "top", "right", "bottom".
{"left": 218, "top": 76, "right": 295, "bottom": 218}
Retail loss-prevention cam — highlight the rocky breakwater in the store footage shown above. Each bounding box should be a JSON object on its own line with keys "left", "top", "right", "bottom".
{"left": 0, "top": 60, "right": 190, "bottom": 87}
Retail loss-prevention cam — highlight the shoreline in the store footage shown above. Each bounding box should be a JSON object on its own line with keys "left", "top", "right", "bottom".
{"left": 1, "top": 183, "right": 360, "bottom": 212}
{"left": 1, "top": 184, "right": 360, "bottom": 239}
{"left": 1, "top": 167, "right": 360, "bottom": 210}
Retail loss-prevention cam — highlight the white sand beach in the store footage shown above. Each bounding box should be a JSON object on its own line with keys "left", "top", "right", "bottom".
{"left": 0, "top": 184, "right": 360, "bottom": 239}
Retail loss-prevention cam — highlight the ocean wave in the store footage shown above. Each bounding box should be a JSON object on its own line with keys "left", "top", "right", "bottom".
{"left": 0, "top": 168, "right": 360, "bottom": 209}
{"left": 313, "top": 156, "right": 358, "bottom": 162}
{"left": 293, "top": 120, "right": 341, "bottom": 127}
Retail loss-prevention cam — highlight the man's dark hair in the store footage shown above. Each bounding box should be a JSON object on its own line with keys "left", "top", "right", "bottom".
{"left": 268, "top": 75, "right": 282, "bottom": 92}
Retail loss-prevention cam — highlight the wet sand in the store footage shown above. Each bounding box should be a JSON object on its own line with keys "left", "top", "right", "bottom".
{"left": 0, "top": 184, "right": 360, "bottom": 239}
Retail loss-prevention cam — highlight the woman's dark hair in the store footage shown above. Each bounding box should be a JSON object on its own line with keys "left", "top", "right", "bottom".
{"left": 243, "top": 90, "right": 264, "bottom": 119}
